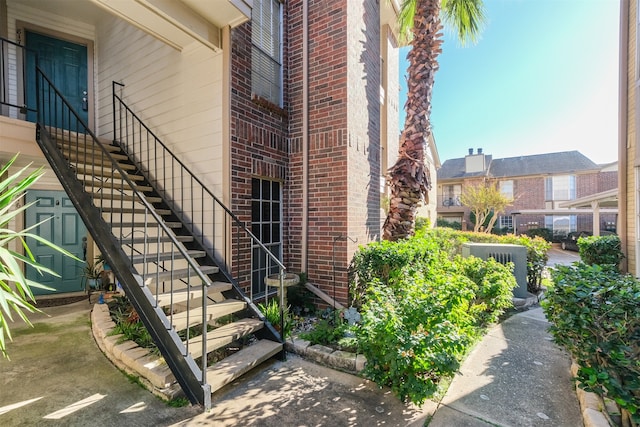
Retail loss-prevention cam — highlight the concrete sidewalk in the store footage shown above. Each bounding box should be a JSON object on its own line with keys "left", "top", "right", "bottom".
{"left": 428, "top": 307, "right": 581, "bottom": 426}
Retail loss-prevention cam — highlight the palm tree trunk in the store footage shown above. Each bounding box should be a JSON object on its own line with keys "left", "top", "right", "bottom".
{"left": 383, "top": 0, "right": 443, "bottom": 241}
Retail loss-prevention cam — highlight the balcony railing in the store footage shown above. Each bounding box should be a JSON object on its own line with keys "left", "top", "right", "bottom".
{"left": 439, "top": 195, "right": 463, "bottom": 208}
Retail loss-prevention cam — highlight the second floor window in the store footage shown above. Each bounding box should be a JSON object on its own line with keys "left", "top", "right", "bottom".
{"left": 499, "top": 180, "right": 514, "bottom": 199}
{"left": 252, "top": 0, "right": 282, "bottom": 106}
{"left": 545, "top": 175, "right": 576, "bottom": 201}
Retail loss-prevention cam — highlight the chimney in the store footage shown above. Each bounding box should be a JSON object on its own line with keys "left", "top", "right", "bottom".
{"left": 465, "top": 148, "right": 487, "bottom": 173}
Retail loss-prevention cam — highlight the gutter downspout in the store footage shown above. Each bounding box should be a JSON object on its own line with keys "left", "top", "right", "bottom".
{"left": 302, "top": 0, "right": 309, "bottom": 272}
{"left": 619, "top": 0, "right": 629, "bottom": 273}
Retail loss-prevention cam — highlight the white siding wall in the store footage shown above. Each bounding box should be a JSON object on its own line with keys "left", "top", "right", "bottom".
{"left": 95, "top": 15, "right": 224, "bottom": 195}
{"left": 95, "top": 16, "right": 226, "bottom": 258}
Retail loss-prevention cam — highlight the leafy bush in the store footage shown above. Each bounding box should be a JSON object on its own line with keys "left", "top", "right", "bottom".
{"left": 420, "top": 228, "right": 550, "bottom": 293}
{"left": 459, "top": 256, "right": 517, "bottom": 326}
{"left": 543, "top": 264, "right": 640, "bottom": 423}
{"left": 436, "top": 218, "right": 461, "bottom": 230}
{"left": 525, "top": 227, "right": 553, "bottom": 242}
{"left": 349, "top": 232, "right": 516, "bottom": 405}
{"left": 577, "top": 234, "right": 624, "bottom": 269}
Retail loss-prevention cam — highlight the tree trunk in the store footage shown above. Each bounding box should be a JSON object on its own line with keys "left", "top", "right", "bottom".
{"left": 383, "top": 0, "right": 443, "bottom": 241}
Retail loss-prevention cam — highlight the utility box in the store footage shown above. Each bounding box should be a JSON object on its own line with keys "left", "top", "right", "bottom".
{"left": 462, "top": 243, "right": 528, "bottom": 298}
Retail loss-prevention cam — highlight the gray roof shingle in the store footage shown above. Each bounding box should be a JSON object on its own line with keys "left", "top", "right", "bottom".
{"left": 438, "top": 151, "right": 600, "bottom": 181}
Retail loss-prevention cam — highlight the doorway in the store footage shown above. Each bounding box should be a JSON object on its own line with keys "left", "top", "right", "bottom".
{"left": 24, "top": 29, "right": 90, "bottom": 128}
{"left": 25, "top": 190, "right": 87, "bottom": 295}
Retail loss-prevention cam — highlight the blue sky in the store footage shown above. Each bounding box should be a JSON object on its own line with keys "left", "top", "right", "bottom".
{"left": 399, "top": 0, "right": 620, "bottom": 165}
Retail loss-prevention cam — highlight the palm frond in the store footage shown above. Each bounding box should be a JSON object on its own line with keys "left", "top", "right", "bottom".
{"left": 441, "top": 0, "right": 485, "bottom": 45}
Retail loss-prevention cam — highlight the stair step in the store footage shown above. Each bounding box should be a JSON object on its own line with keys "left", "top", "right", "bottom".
{"left": 60, "top": 146, "right": 129, "bottom": 162}
{"left": 155, "top": 282, "right": 233, "bottom": 306}
{"left": 72, "top": 158, "right": 137, "bottom": 171}
{"left": 169, "top": 299, "right": 247, "bottom": 332}
{"left": 143, "top": 265, "right": 219, "bottom": 285}
{"left": 49, "top": 129, "right": 121, "bottom": 152}
{"left": 74, "top": 164, "right": 144, "bottom": 181}
{"left": 101, "top": 206, "right": 172, "bottom": 215}
{"left": 91, "top": 192, "right": 162, "bottom": 204}
{"left": 129, "top": 250, "right": 204, "bottom": 263}
{"left": 185, "top": 318, "right": 263, "bottom": 360}
{"left": 80, "top": 177, "right": 152, "bottom": 192}
{"left": 206, "top": 339, "right": 282, "bottom": 394}
{"left": 121, "top": 235, "right": 193, "bottom": 245}
{"left": 111, "top": 221, "right": 181, "bottom": 229}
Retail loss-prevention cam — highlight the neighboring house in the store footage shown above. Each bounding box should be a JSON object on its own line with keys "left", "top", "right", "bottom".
{"left": 0, "top": 0, "right": 402, "bottom": 406}
{"left": 437, "top": 149, "right": 618, "bottom": 238}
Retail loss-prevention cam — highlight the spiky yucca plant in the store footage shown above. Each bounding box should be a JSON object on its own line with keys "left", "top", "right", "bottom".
{"left": 0, "top": 154, "right": 80, "bottom": 358}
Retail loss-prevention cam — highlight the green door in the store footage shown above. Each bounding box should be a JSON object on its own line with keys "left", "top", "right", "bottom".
{"left": 25, "top": 31, "right": 89, "bottom": 127}
{"left": 25, "top": 191, "right": 87, "bottom": 295}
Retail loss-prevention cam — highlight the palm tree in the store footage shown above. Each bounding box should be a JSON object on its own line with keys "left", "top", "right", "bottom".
{"left": 383, "top": 0, "right": 485, "bottom": 241}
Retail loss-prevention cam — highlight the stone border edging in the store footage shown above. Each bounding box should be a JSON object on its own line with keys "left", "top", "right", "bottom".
{"left": 285, "top": 335, "right": 366, "bottom": 374}
{"left": 571, "top": 362, "right": 615, "bottom": 427}
{"left": 91, "top": 304, "right": 181, "bottom": 401}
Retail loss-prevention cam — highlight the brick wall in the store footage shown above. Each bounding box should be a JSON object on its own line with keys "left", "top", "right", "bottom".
{"left": 230, "top": 0, "right": 383, "bottom": 306}
{"left": 230, "top": 19, "right": 289, "bottom": 292}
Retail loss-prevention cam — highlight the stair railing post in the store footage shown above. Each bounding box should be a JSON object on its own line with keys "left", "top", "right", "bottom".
{"left": 279, "top": 268, "right": 286, "bottom": 360}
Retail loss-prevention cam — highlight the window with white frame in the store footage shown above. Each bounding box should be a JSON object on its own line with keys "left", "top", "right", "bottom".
{"left": 499, "top": 180, "right": 514, "bottom": 199}
{"left": 252, "top": 0, "right": 282, "bottom": 106}
{"left": 498, "top": 215, "right": 513, "bottom": 230}
{"left": 545, "top": 175, "right": 576, "bottom": 201}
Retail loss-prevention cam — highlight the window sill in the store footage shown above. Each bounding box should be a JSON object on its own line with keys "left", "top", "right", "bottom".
{"left": 251, "top": 94, "right": 287, "bottom": 118}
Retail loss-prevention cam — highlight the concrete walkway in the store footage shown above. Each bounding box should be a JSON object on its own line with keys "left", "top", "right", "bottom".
{"left": 428, "top": 307, "right": 582, "bottom": 426}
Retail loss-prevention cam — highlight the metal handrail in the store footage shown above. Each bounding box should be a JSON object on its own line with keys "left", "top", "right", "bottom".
{"left": 0, "top": 37, "right": 37, "bottom": 116}
{"left": 112, "top": 81, "right": 287, "bottom": 341}
{"left": 112, "top": 83, "right": 285, "bottom": 269}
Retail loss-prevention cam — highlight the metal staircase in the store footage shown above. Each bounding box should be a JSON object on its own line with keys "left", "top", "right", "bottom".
{"left": 32, "top": 66, "right": 286, "bottom": 410}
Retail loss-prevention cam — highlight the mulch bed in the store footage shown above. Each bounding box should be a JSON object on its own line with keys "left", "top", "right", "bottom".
{"left": 35, "top": 295, "right": 88, "bottom": 307}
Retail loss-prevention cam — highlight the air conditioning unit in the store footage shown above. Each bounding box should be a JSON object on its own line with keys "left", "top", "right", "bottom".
{"left": 462, "top": 243, "right": 528, "bottom": 298}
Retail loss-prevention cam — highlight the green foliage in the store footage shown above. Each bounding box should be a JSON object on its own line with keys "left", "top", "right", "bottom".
{"left": 167, "top": 397, "right": 190, "bottom": 408}
{"left": 0, "top": 154, "right": 82, "bottom": 359}
{"left": 436, "top": 218, "right": 461, "bottom": 230}
{"left": 543, "top": 264, "right": 640, "bottom": 423}
{"left": 525, "top": 228, "right": 553, "bottom": 242}
{"left": 423, "top": 228, "right": 550, "bottom": 293}
{"left": 415, "top": 217, "right": 431, "bottom": 231}
{"left": 301, "top": 318, "right": 354, "bottom": 349}
{"left": 458, "top": 256, "right": 517, "bottom": 326}
{"left": 108, "top": 296, "right": 156, "bottom": 350}
{"left": 349, "top": 231, "right": 516, "bottom": 405}
{"left": 258, "top": 298, "right": 292, "bottom": 339}
{"left": 577, "top": 235, "right": 624, "bottom": 269}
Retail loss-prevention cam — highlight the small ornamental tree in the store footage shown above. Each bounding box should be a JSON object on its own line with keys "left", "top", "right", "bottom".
{"left": 460, "top": 180, "right": 513, "bottom": 233}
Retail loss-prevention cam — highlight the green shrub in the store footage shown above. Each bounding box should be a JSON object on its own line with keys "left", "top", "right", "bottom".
{"left": 524, "top": 227, "right": 553, "bottom": 242}
{"left": 436, "top": 218, "right": 461, "bottom": 230}
{"left": 543, "top": 264, "right": 640, "bottom": 423}
{"left": 349, "top": 232, "right": 516, "bottom": 405}
{"left": 577, "top": 234, "right": 624, "bottom": 269}
{"left": 421, "top": 228, "right": 550, "bottom": 294}
{"left": 458, "top": 256, "right": 517, "bottom": 326}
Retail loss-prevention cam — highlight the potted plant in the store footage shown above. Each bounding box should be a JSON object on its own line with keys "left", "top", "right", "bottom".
{"left": 82, "top": 257, "right": 104, "bottom": 291}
